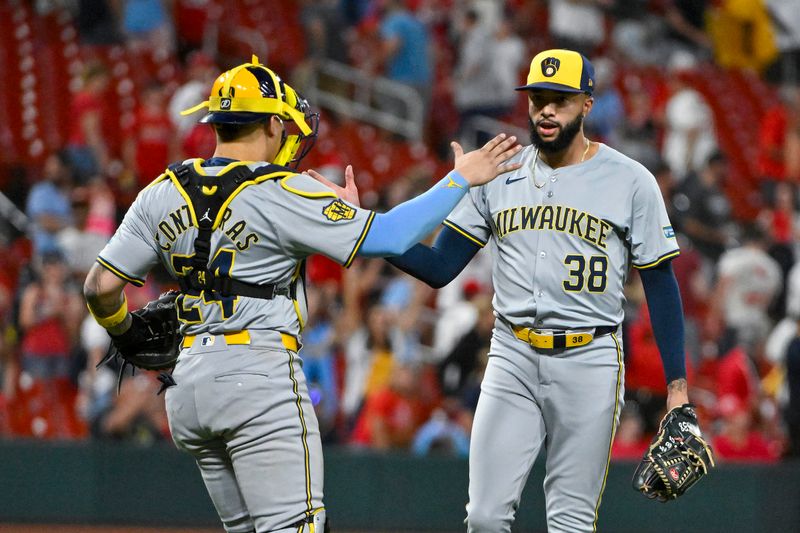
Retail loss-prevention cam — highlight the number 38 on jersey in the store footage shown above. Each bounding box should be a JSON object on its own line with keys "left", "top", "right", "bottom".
{"left": 562, "top": 254, "right": 608, "bottom": 293}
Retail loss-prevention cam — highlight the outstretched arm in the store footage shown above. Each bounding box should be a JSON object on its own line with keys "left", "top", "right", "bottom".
{"left": 359, "top": 135, "right": 519, "bottom": 257}
{"left": 387, "top": 225, "right": 480, "bottom": 288}
{"left": 307, "top": 135, "right": 521, "bottom": 260}
{"left": 358, "top": 170, "right": 471, "bottom": 257}
{"left": 639, "top": 260, "right": 689, "bottom": 409}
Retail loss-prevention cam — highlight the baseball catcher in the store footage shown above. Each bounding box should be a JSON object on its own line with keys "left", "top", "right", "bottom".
{"left": 632, "top": 403, "right": 715, "bottom": 502}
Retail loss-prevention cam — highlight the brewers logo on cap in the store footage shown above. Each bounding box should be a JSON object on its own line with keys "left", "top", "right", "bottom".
{"left": 541, "top": 57, "right": 560, "bottom": 78}
{"left": 516, "top": 49, "right": 595, "bottom": 95}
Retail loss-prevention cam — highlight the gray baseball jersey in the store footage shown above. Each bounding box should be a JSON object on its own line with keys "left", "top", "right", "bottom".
{"left": 451, "top": 144, "right": 679, "bottom": 533}
{"left": 96, "top": 158, "right": 372, "bottom": 533}
{"left": 98, "top": 159, "right": 374, "bottom": 337}
{"left": 446, "top": 143, "right": 678, "bottom": 328}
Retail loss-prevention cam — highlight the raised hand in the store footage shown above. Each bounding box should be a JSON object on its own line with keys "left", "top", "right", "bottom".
{"left": 306, "top": 165, "right": 361, "bottom": 207}
{"left": 452, "top": 134, "right": 523, "bottom": 186}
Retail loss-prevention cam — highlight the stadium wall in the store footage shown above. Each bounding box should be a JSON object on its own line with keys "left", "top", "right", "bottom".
{"left": 0, "top": 441, "right": 797, "bottom": 532}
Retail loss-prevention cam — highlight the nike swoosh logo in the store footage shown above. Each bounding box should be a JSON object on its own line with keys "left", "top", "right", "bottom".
{"left": 505, "top": 176, "right": 527, "bottom": 185}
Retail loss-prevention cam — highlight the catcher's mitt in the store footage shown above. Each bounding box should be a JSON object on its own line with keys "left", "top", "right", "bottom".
{"left": 632, "top": 403, "right": 715, "bottom": 502}
{"left": 98, "top": 290, "right": 182, "bottom": 377}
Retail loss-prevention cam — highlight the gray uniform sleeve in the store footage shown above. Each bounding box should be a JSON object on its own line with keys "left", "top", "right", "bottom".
{"left": 443, "top": 189, "right": 491, "bottom": 247}
{"left": 629, "top": 170, "right": 680, "bottom": 269}
{"left": 96, "top": 191, "right": 160, "bottom": 286}
{"left": 272, "top": 174, "right": 375, "bottom": 267}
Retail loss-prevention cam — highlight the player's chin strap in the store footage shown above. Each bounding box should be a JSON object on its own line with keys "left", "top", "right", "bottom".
{"left": 167, "top": 162, "right": 299, "bottom": 301}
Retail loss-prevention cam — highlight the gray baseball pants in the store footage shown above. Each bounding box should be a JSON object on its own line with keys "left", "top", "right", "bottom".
{"left": 165, "top": 332, "right": 324, "bottom": 533}
{"left": 466, "top": 320, "right": 624, "bottom": 533}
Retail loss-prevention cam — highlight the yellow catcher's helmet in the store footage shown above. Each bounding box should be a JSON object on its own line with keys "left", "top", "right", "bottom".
{"left": 181, "top": 55, "right": 319, "bottom": 167}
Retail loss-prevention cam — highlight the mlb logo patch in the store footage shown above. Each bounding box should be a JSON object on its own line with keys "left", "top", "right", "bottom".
{"left": 201, "top": 336, "right": 215, "bottom": 347}
{"left": 663, "top": 226, "right": 675, "bottom": 238}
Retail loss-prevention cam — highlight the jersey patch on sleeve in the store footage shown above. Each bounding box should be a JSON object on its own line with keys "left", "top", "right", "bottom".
{"left": 663, "top": 225, "right": 675, "bottom": 239}
{"left": 323, "top": 199, "right": 356, "bottom": 222}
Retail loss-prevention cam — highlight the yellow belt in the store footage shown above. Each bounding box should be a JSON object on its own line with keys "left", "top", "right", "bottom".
{"left": 512, "top": 325, "right": 594, "bottom": 350}
{"left": 182, "top": 330, "right": 299, "bottom": 352}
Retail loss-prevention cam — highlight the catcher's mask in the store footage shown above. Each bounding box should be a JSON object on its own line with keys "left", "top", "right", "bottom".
{"left": 181, "top": 55, "right": 319, "bottom": 168}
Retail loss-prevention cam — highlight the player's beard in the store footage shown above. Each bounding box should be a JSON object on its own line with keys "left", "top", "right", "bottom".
{"left": 529, "top": 113, "right": 584, "bottom": 154}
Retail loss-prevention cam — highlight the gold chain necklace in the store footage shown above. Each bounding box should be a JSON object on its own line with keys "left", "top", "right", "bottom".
{"left": 532, "top": 139, "right": 592, "bottom": 189}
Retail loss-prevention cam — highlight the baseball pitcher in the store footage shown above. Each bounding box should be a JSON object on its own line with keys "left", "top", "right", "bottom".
{"left": 369, "top": 49, "right": 712, "bottom": 532}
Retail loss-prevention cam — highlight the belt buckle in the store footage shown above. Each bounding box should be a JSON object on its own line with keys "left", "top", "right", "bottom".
{"left": 527, "top": 328, "right": 545, "bottom": 347}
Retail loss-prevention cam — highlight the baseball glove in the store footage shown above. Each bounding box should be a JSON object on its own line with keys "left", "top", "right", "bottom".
{"left": 632, "top": 403, "right": 715, "bottom": 502}
{"left": 98, "top": 290, "right": 182, "bottom": 375}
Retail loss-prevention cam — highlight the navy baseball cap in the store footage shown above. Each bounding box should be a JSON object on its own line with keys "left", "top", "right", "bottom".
{"left": 515, "top": 49, "right": 595, "bottom": 95}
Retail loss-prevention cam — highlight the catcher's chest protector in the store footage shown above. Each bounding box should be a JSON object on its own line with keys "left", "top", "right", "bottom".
{"left": 167, "top": 162, "right": 294, "bottom": 301}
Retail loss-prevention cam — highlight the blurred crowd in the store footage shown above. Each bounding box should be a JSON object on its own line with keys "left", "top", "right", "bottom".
{"left": 0, "top": 0, "right": 799, "bottom": 464}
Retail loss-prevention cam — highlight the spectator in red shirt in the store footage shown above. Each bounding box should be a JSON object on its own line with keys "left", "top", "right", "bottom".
{"left": 671, "top": 236, "right": 710, "bottom": 365}
{"left": 18, "top": 252, "right": 84, "bottom": 380}
{"left": 757, "top": 85, "right": 800, "bottom": 205}
{"left": 611, "top": 403, "right": 650, "bottom": 461}
{"left": 712, "top": 395, "right": 780, "bottom": 463}
{"left": 758, "top": 181, "right": 798, "bottom": 317}
{"left": 626, "top": 302, "right": 670, "bottom": 396}
{"left": 15, "top": 251, "right": 85, "bottom": 438}
{"left": 66, "top": 62, "right": 111, "bottom": 180}
{"left": 626, "top": 299, "right": 695, "bottom": 431}
{"left": 123, "top": 82, "right": 177, "bottom": 188}
{"left": 350, "top": 363, "right": 429, "bottom": 450}
{"left": 715, "top": 339, "right": 760, "bottom": 414}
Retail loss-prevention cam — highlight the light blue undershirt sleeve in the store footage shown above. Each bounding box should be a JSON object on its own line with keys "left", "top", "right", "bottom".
{"left": 359, "top": 171, "right": 470, "bottom": 257}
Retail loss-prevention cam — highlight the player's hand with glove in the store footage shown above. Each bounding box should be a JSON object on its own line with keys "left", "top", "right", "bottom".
{"left": 99, "top": 290, "right": 182, "bottom": 372}
{"left": 632, "top": 403, "right": 715, "bottom": 502}
{"left": 452, "top": 133, "right": 523, "bottom": 186}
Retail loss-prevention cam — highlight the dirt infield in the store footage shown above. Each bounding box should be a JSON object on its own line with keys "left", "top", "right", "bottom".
{"left": 0, "top": 527, "right": 220, "bottom": 533}
{"left": 0, "top": 527, "right": 387, "bottom": 533}
{"left": 0, "top": 524, "right": 223, "bottom": 533}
